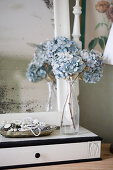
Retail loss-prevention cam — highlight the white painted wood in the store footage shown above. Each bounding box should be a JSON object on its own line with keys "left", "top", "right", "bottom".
{"left": 72, "top": 0, "right": 82, "bottom": 48}
{"left": 88, "top": 141, "right": 101, "bottom": 158}
{"left": 72, "top": 0, "right": 82, "bottom": 97}
{"left": 0, "top": 141, "right": 101, "bottom": 167}
{"left": 53, "top": 0, "right": 71, "bottom": 113}
{"left": 0, "top": 126, "right": 100, "bottom": 143}
{"left": 0, "top": 125, "right": 101, "bottom": 167}
{"left": 53, "top": 0, "right": 70, "bottom": 38}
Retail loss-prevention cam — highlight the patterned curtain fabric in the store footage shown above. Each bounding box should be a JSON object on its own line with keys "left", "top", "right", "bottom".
{"left": 84, "top": 0, "right": 113, "bottom": 53}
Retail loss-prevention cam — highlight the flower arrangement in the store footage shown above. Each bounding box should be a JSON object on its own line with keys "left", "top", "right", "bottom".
{"left": 26, "top": 36, "right": 103, "bottom": 84}
{"left": 26, "top": 36, "right": 103, "bottom": 134}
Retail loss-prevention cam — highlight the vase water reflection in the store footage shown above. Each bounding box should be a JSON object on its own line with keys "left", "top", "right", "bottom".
{"left": 46, "top": 81, "right": 57, "bottom": 112}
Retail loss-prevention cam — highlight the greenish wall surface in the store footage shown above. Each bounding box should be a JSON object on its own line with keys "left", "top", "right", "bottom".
{"left": 79, "top": 65, "right": 113, "bottom": 142}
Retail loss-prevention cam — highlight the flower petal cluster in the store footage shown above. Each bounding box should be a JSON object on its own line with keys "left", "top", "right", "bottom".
{"left": 45, "top": 36, "right": 79, "bottom": 63}
{"left": 26, "top": 62, "right": 47, "bottom": 82}
{"left": 95, "top": 1, "right": 110, "bottom": 13}
{"left": 106, "top": 6, "right": 113, "bottom": 22}
{"left": 95, "top": 1, "right": 113, "bottom": 23}
{"left": 52, "top": 51, "right": 85, "bottom": 79}
{"left": 43, "top": 36, "right": 85, "bottom": 79}
{"left": 26, "top": 42, "right": 54, "bottom": 82}
{"left": 33, "top": 43, "right": 48, "bottom": 66}
{"left": 80, "top": 49, "right": 103, "bottom": 83}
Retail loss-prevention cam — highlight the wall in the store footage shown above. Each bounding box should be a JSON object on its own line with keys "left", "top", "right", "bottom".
{"left": 79, "top": 64, "right": 113, "bottom": 143}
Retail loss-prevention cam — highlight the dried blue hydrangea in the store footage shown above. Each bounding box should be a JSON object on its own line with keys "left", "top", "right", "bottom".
{"left": 52, "top": 51, "right": 85, "bottom": 79}
{"left": 26, "top": 63, "right": 47, "bottom": 82}
{"left": 42, "top": 36, "right": 85, "bottom": 79}
{"left": 44, "top": 36, "right": 80, "bottom": 63}
{"left": 26, "top": 42, "right": 54, "bottom": 82}
{"left": 33, "top": 43, "right": 48, "bottom": 66}
{"left": 26, "top": 36, "right": 85, "bottom": 81}
{"left": 26, "top": 36, "right": 103, "bottom": 84}
{"left": 80, "top": 49, "right": 103, "bottom": 83}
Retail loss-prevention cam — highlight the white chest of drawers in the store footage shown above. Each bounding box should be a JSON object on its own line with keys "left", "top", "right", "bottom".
{"left": 0, "top": 127, "right": 102, "bottom": 169}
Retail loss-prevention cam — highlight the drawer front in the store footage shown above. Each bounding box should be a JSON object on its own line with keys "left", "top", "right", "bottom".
{"left": 0, "top": 142, "right": 101, "bottom": 167}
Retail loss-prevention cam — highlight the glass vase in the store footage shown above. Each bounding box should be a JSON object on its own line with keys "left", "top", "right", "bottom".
{"left": 60, "top": 79, "right": 79, "bottom": 135}
{"left": 46, "top": 81, "right": 57, "bottom": 112}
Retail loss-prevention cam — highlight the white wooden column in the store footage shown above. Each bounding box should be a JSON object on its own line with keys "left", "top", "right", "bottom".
{"left": 53, "top": 0, "right": 70, "bottom": 112}
{"left": 53, "top": 0, "right": 70, "bottom": 38}
{"left": 72, "top": 0, "right": 82, "bottom": 48}
{"left": 72, "top": 0, "right": 82, "bottom": 97}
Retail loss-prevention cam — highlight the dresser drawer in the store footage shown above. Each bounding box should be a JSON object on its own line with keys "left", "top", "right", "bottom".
{"left": 0, "top": 142, "right": 97, "bottom": 167}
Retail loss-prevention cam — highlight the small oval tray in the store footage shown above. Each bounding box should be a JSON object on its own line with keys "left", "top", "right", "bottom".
{"left": 0, "top": 125, "right": 56, "bottom": 138}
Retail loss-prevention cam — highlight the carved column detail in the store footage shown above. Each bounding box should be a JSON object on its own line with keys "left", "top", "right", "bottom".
{"left": 72, "top": 0, "right": 82, "bottom": 48}
{"left": 72, "top": 0, "right": 82, "bottom": 97}
{"left": 88, "top": 142, "right": 100, "bottom": 158}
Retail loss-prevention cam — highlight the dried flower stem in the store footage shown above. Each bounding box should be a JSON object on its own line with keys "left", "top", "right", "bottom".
{"left": 61, "top": 93, "right": 69, "bottom": 127}
{"left": 61, "top": 70, "right": 84, "bottom": 130}
{"left": 69, "top": 82, "right": 76, "bottom": 129}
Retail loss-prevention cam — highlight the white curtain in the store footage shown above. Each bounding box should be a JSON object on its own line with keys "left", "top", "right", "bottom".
{"left": 104, "top": 24, "right": 113, "bottom": 65}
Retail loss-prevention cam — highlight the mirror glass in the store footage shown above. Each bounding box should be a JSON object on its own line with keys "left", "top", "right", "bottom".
{"left": 0, "top": 0, "right": 54, "bottom": 114}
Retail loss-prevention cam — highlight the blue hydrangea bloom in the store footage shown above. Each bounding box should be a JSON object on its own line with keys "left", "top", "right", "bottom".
{"left": 26, "top": 63, "right": 47, "bottom": 82}
{"left": 33, "top": 43, "right": 48, "bottom": 67}
{"left": 44, "top": 36, "right": 80, "bottom": 64}
{"left": 26, "top": 36, "right": 86, "bottom": 81}
{"left": 52, "top": 51, "right": 85, "bottom": 79}
{"left": 42, "top": 36, "right": 85, "bottom": 79}
{"left": 26, "top": 36, "right": 103, "bottom": 84}
{"left": 80, "top": 49, "right": 103, "bottom": 83}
